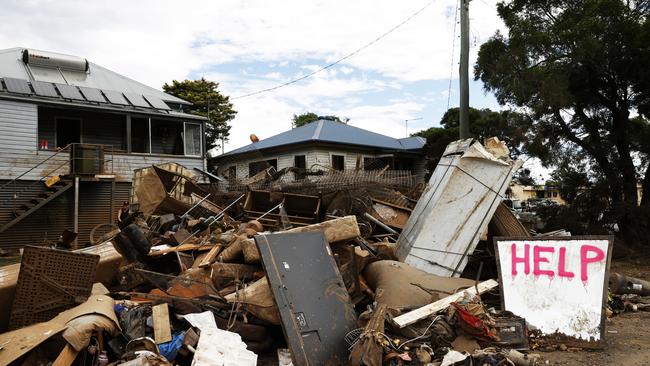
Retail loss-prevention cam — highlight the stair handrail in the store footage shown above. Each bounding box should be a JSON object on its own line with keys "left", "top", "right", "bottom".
{"left": 0, "top": 144, "right": 72, "bottom": 192}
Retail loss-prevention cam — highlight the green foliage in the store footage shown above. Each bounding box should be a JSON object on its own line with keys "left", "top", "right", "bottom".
{"left": 163, "top": 78, "right": 236, "bottom": 153}
{"left": 291, "top": 112, "right": 319, "bottom": 128}
{"left": 292, "top": 113, "right": 346, "bottom": 128}
{"left": 475, "top": 0, "right": 650, "bottom": 245}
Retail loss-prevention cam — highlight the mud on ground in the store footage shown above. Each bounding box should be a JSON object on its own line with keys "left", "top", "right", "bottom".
{"left": 541, "top": 257, "right": 650, "bottom": 366}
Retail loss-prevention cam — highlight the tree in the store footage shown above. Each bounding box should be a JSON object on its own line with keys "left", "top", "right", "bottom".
{"left": 162, "top": 78, "right": 236, "bottom": 154}
{"left": 292, "top": 113, "right": 347, "bottom": 128}
{"left": 292, "top": 112, "right": 319, "bottom": 128}
{"left": 474, "top": 0, "right": 650, "bottom": 246}
{"left": 414, "top": 107, "right": 530, "bottom": 173}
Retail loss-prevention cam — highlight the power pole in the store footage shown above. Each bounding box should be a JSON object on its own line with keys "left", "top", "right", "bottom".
{"left": 459, "top": 0, "right": 470, "bottom": 139}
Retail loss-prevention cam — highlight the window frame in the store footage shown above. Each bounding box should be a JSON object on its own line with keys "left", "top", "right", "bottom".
{"left": 183, "top": 122, "right": 203, "bottom": 157}
{"left": 331, "top": 153, "right": 345, "bottom": 171}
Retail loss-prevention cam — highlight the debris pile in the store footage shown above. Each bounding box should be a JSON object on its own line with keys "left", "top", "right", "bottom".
{"left": 0, "top": 138, "right": 621, "bottom": 365}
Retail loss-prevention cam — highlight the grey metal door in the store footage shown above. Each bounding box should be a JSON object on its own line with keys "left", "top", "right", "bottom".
{"left": 255, "top": 232, "right": 358, "bottom": 366}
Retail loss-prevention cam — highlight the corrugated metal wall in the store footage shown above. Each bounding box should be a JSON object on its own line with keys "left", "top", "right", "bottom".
{"left": 0, "top": 179, "right": 130, "bottom": 252}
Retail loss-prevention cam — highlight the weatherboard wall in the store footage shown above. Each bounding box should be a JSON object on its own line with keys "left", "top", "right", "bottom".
{"left": 0, "top": 99, "right": 205, "bottom": 182}
{"left": 217, "top": 147, "right": 416, "bottom": 179}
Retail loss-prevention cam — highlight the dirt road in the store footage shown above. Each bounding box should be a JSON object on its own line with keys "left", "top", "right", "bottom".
{"left": 541, "top": 257, "right": 650, "bottom": 365}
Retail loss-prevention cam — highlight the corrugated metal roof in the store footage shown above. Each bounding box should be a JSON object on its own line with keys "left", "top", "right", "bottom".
{"left": 398, "top": 136, "right": 427, "bottom": 150}
{"left": 217, "top": 119, "right": 426, "bottom": 159}
{"left": 0, "top": 47, "right": 189, "bottom": 104}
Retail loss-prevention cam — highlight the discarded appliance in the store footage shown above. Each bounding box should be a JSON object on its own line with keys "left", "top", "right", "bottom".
{"left": 494, "top": 236, "right": 613, "bottom": 346}
{"left": 9, "top": 246, "right": 100, "bottom": 329}
{"left": 396, "top": 137, "right": 522, "bottom": 277}
{"left": 255, "top": 231, "right": 358, "bottom": 366}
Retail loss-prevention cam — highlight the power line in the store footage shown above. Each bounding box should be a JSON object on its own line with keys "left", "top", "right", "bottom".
{"left": 446, "top": 0, "right": 460, "bottom": 110}
{"left": 231, "top": 0, "right": 435, "bottom": 100}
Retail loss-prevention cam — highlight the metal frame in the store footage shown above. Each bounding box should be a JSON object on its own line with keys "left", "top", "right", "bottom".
{"left": 493, "top": 235, "right": 614, "bottom": 348}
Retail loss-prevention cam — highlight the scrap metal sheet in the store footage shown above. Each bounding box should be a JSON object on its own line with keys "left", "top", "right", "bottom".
{"left": 255, "top": 232, "right": 357, "bottom": 366}
{"left": 396, "top": 138, "right": 522, "bottom": 277}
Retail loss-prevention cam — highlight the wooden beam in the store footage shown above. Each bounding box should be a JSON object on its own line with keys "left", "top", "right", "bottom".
{"left": 392, "top": 279, "right": 499, "bottom": 328}
{"left": 198, "top": 242, "right": 225, "bottom": 268}
{"left": 52, "top": 344, "right": 79, "bottom": 366}
{"left": 149, "top": 243, "right": 217, "bottom": 257}
{"left": 241, "top": 215, "right": 361, "bottom": 263}
{"left": 152, "top": 303, "right": 172, "bottom": 344}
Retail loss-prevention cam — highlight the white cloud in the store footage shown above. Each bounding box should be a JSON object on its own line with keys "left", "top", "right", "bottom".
{"left": 0, "top": 0, "right": 508, "bottom": 155}
{"left": 0, "top": 0, "right": 505, "bottom": 87}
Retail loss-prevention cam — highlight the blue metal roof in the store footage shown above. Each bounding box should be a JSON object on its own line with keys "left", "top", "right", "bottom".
{"left": 218, "top": 119, "right": 426, "bottom": 158}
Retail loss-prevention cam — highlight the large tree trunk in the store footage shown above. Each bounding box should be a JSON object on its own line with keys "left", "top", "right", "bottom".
{"left": 612, "top": 111, "right": 639, "bottom": 205}
{"left": 641, "top": 162, "right": 650, "bottom": 207}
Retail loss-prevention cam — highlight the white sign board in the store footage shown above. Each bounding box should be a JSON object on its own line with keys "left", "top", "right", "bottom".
{"left": 495, "top": 236, "right": 612, "bottom": 343}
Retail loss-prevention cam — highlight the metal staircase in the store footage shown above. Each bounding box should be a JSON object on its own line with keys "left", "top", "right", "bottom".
{"left": 0, "top": 145, "right": 72, "bottom": 234}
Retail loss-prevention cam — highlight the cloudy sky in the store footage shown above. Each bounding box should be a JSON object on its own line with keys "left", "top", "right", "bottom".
{"left": 2, "top": 0, "right": 548, "bottom": 176}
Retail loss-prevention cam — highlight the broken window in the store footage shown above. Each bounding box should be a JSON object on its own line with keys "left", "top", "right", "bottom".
{"left": 131, "top": 117, "right": 150, "bottom": 153}
{"left": 227, "top": 166, "right": 237, "bottom": 180}
{"left": 294, "top": 155, "right": 306, "bottom": 169}
{"left": 56, "top": 117, "right": 81, "bottom": 148}
{"left": 151, "top": 119, "right": 184, "bottom": 155}
{"left": 294, "top": 155, "right": 306, "bottom": 180}
{"left": 184, "top": 123, "right": 202, "bottom": 156}
{"left": 249, "top": 159, "right": 277, "bottom": 177}
{"left": 331, "top": 154, "right": 345, "bottom": 171}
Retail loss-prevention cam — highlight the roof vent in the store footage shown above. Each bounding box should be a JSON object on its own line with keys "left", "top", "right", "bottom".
{"left": 22, "top": 49, "right": 89, "bottom": 72}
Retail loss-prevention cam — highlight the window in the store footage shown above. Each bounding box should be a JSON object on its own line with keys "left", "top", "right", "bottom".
{"left": 363, "top": 157, "right": 391, "bottom": 171}
{"left": 151, "top": 119, "right": 184, "bottom": 155}
{"left": 294, "top": 155, "right": 306, "bottom": 169}
{"left": 55, "top": 117, "right": 81, "bottom": 148}
{"left": 227, "top": 166, "right": 237, "bottom": 180}
{"left": 332, "top": 154, "right": 345, "bottom": 171}
{"left": 294, "top": 155, "right": 306, "bottom": 180}
{"left": 184, "top": 123, "right": 202, "bottom": 156}
{"left": 131, "top": 117, "right": 150, "bottom": 153}
{"left": 249, "top": 159, "right": 278, "bottom": 177}
{"left": 552, "top": 191, "right": 558, "bottom": 198}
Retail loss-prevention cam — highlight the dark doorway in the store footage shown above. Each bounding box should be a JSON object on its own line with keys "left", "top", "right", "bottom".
{"left": 56, "top": 118, "right": 81, "bottom": 148}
